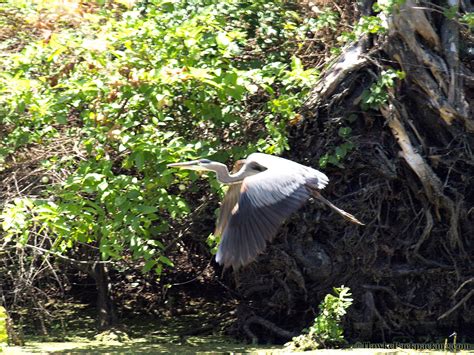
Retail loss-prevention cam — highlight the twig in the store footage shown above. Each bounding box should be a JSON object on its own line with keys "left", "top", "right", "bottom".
{"left": 19, "top": 244, "right": 113, "bottom": 265}
{"left": 452, "top": 278, "right": 474, "bottom": 299}
{"left": 438, "top": 290, "right": 474, "bottom": 320}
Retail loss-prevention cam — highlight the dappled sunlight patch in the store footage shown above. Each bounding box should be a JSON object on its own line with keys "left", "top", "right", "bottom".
{"left": 82, "top": 37, "right": 108, "bottom": 52}
{"left": 114, "top": 0, "right": 139, "bottom": 9}
{"left": 26, "top": 0, "right": 102, "bottom": 30}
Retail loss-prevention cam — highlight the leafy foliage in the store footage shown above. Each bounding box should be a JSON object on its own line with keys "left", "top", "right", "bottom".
{"left": 361, "top": 69, "right": 405, "bottom": 110}
{"left": 303, "top": 9, "right": 339, "bottom": 32}
{"left": 319, "top": 126, "right": 355, "bottom": 169}
{"left": 443, "top": 5, "right": 459, "bottom": 20}
{"left": 0, "top": 0, "right": 318, "bottom": 274}
{"left": 338, "top": 15, "right": 387, "bottom": 43}
{"left": 461, "top": 12, "right": 474, "bottom": 28}
{"left": 285, "top": 286, "right": 353, "bottom": 351}
{"left": 0, "top": 306, "right": 7, "bottom": 345}
{"left": 372, "top": 0, "right": 406, "bottom": 14}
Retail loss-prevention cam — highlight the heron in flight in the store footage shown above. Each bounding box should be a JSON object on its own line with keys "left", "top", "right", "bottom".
{"left": 168, "top": 153, "right": 363, "bottom": 270}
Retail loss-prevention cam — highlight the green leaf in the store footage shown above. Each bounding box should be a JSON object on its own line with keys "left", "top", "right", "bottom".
{"left": 443, "top": 5, "right": 458, "bottom": 20}
{"left": 291, "top": 56, "right": 303, "bottom": 71}
{"left": 143, "top": 259, "right": 157, "bottom": 273}
{"left": 56, "top": 114, "right": 68, "bottom": 124}
{"left": 335, "top": 146, "right": 346, "bottom": 159}
{"left": 461, "top": 13, "right": 474, "bottom": 28}
{"left": 159, "top": 255, "right": 174, "bottom": 267}
{"left": 134, "top": 152, "right": 145, "bottom": 170}
{"left": 328, "top": 154, "right": 339, "bottom": 166}
{"left": 338, "top": 127, "right": 352, "bottom": 138}
{"left": 319, "top": 154, "right": 328, "bottom": 168}
{"left": 138, "top": 206, "right": 158, "bottom": 214}
{"left": 84, "top": 173, "right": 105, "bottom": 182}
{"left": 115, "top": 196, "right": 126, "bottom": 206}
{"left": 155, "top": 264, "right": 163, "bottom": 275}
{"left": 98, "top": 180, "right": 109, "bottom": 192}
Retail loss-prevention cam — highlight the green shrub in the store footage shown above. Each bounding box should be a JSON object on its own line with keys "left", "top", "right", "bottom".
{"left": 361, "top": 69, "right": 405, "bottom": 110}
{"left": 285, "top": 286, "right": 353, "bottom": 351}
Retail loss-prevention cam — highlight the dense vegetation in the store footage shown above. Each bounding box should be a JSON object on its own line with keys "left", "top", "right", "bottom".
{"left": 0, "top": 0, "right": 319, "bottom": 275}
{"left": 1, "top": 0, "right": 473, "bottom": 350}
{"left": 0, "top": 0, "right": 329, "bottom": 339}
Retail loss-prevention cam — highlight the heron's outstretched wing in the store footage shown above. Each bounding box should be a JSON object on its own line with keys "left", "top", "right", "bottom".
{"left": 214, "top": 159, "right": 246, "bottom": 236}
{"left": 214, "top": 183, "right": 241, "bottom": 237}
{"left": 215, "top": 170, "right": 310, "bottom": 269}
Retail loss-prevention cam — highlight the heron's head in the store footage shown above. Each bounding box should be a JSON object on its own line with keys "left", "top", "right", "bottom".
{"left": 167, "top": 159, "right": 220, "bottom": 172}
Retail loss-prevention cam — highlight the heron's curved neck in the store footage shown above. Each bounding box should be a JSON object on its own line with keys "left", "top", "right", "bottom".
{"left": 212, "top": 163, "right": 248, "bottom": 184}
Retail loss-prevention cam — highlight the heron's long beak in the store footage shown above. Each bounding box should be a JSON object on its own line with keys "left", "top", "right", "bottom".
{"left": 167, "top": 161, "right": 206, "bottom": 171}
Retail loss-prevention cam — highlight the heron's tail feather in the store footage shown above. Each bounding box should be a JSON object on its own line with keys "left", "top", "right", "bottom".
{"left": 312, "top": 191, "right": 364, "bottom": 225}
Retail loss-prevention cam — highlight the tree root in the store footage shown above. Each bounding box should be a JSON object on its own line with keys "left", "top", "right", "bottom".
{"left": 303, "top": 40, "right": 370, "bottom": 112}
{"left": 244, "top": 315, "right": 296, "bottom": 343}
{"left": 388, "top": 0, "right": 472, "bottom": 130}
{"left": 381, "top": 102, "right": 443, "bottom": 205}
{"left": 381, "top": 101, "right": 467, "bottom": 254}
{"left": 438, "top": 290, "right": 474, "bottom": 320}
{"left": 232, "top": 0, "right": 473, "bottom": 343}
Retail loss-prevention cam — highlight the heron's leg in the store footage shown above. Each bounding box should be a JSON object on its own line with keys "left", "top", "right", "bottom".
{"left": 310, "top": 189, "right": 364, "bottom": 225}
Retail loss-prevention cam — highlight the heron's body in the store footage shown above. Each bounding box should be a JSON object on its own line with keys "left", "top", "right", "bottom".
{"left": 168, "top": 153, "right": 362, "bottom": 270}
{"left": 245, "top": 153, "right": 329, "bottom": 189}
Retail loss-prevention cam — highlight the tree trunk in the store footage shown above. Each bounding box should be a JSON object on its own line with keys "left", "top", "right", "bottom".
{"left": 231, "top": 0, "right": 473, "bottom": 343}
{"left": 93, "top": 263, "right": 117, "bottom": 330}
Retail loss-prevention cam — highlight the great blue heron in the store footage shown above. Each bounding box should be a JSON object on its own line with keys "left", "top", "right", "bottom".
{"left": 168, "top": 153, "right": 363, "bottom": 270}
